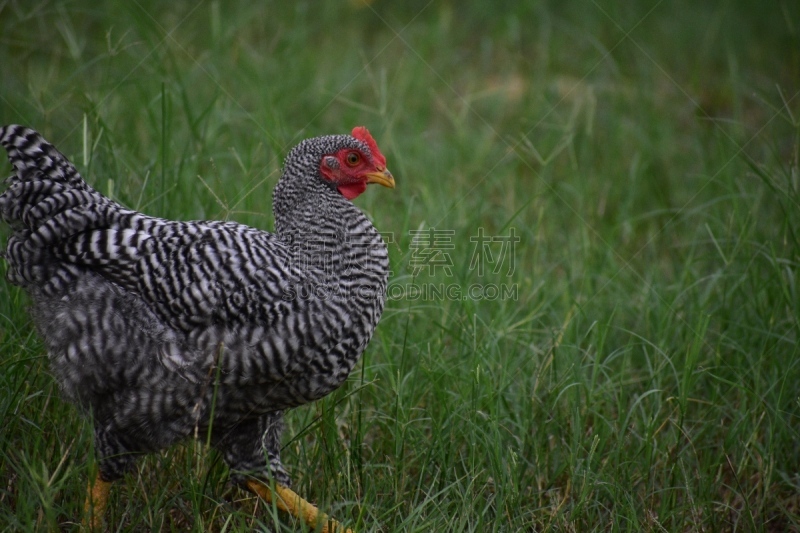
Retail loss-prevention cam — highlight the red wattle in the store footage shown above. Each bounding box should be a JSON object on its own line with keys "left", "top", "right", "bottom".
{"left": 338, "top": 181, "right": 367, "bottom": 200}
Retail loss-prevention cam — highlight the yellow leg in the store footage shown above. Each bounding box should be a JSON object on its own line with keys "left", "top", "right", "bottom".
{"left": 82, "top": 474, "right": 112, "bottom": 531}
{"left": 246, "top": 479, "right": 354, "bottom": 533}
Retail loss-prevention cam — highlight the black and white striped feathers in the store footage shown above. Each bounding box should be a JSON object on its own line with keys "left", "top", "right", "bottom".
{"left": 0, "top": 125, "right": 391, "bottom": 485}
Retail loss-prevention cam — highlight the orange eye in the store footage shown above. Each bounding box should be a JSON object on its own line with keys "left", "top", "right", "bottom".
{"left": 346, "top": 152, "right": 361, "bottom": 166}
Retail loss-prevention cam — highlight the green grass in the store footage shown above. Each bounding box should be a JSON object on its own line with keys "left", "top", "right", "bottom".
{"left": 1, "top": 0, "right": 799, "bottom": 531}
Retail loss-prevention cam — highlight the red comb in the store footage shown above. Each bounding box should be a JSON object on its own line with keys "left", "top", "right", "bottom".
{"left": 352, "top": 126, "right": 386, "bottom": 167}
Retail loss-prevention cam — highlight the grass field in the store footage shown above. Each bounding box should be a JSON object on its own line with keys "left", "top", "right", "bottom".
{"left": 1, "top": 1, "right": 799, "bottom": 531}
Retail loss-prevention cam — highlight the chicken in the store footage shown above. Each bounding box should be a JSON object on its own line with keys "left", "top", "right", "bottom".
{"left": 0, "top": 124, "right": 395, "bottom": 532}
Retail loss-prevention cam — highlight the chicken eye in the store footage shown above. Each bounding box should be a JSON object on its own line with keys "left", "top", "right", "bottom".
{"left": 346, "top": 152, "right": 361, "bottom": 166}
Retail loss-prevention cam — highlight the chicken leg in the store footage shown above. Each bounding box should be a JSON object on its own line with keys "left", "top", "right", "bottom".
{"left": 82, "top": 474, "right": 353, "bottom": 532}
{"left": 246, "top": 479, "right": 354, "bottom": 533}
{"left": 83, "top": 474, "right": 112, "bottom": 531}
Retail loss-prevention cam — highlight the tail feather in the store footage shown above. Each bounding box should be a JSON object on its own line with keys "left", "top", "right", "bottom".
{"left": 0, "top": 125, "right": 102, "bottom": 229}
{"left": 4, "top": 176, "right": 110, "bottom": 230}
{"left": 0, "top": 125, "right": 87, "bottom": 188}
{"left": 0, "top": 125, "right": 115, "bottom": 292}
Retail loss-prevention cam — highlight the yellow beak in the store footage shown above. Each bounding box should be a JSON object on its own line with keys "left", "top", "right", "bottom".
{"left": 365, "top": 168, "right": 395, "bottom": 189}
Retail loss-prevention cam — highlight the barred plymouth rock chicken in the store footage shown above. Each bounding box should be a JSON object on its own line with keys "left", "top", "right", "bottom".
{"left": 0, "top": 124, "right": 394, "bottom": 532}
